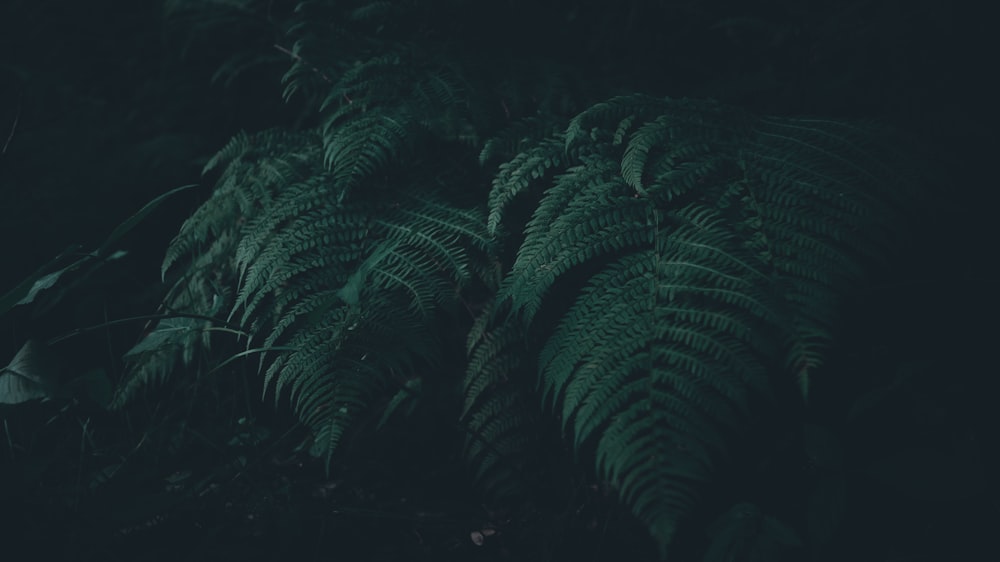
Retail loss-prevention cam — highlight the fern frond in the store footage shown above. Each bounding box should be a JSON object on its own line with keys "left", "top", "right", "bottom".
{"left": 235, "top": 184, "right": 487, "bottom": 467}
{"left": 487, "top": 135, "right": 567, "bottom": 235}
{"left": 232, "top": 195, "right": 371, "bottom": 325}
{"left": 310, "top": 51, "right": 476, "bottom": 200}
{"left": 323, "top": 110, "right": 412, "bottom": 200}
{"left": 119, "top": 105, "right": 491, "bottom": 472}
{"left": 461, "top": 304, "right": 536, "bottom": 500}
{"left": 564, "top": 93, "right": 670, "bottom": 151}
{"left": 736, "top": 116, "right": 912, "bottom": 399}
{"left": 114, "top": 130, "right": 320, "bottom": 407}
{"left": 479, "top": 115, "right": 565, "bottom": 166}
{"left": 475, "top": 93, "right": 919, "bottom": 555}
{"left": 503, "top": 195, "right": 654, "bottom": 325}
{"left": 162, "top": 129, "right": 321, "bottom": 279}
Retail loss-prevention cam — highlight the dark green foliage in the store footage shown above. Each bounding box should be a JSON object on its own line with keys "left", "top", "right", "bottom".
{"left": 117, "top": 126, "right": 492, "bottom": 469}
{"left": 7, "top": 0, "right": 993, "bottom": 559}
{"left": 107, "top": 2, "right": 922, "bottom": 558}
{"left": 461, "top": 301, "right": 539, "bottom": 500}
{"left": 113, "top": 3, "right": 504, "bottom": 474}
{"left": 465, "top": 94, "right": 916, "bottom": 555}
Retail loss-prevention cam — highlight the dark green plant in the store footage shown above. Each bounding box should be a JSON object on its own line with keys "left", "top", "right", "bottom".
{"left": 109, "top": 1, "right": 924, "bottom": 558}
{"left": 465, "top": 94, "right": 915, "bottom": 556}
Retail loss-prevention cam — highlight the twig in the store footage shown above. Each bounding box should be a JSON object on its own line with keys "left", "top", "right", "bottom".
{"left": 1, "top": 102, "right": 20, "bottom": 156}
{"left": 274, "top": 43, "right": 333, "bottom": 83}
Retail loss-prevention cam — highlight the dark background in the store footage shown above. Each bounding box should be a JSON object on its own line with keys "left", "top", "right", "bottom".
{"left": 1, "top": 1, "right": 994, "bottom": 279}
{"left": 1, "top": 1, "right": 996, "bottom": 560}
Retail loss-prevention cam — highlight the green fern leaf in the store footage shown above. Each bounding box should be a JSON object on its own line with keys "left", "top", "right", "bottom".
{"left": 473, "top": 93, "right": 919, "bottom": 555}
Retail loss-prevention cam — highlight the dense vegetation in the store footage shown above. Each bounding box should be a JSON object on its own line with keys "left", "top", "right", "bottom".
{"left": 1, "top": 1, "right": 995, "bottom": 561}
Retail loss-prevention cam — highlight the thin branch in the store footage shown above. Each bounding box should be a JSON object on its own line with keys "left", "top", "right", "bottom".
{"left": 274, "top": 43, "right": 333, "bottom": 83}
{"left": 1, "top": 102, "right": 20, "bottom": 156}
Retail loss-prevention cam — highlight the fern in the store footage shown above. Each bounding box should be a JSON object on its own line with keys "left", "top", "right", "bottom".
{"left": 109, "top": 1, "right": 924, "bottom": 555}
{"left": 460, "top": 301, "right": 539, "bottom": 499}
{"left": 114, "top": 0, "right": 507, "bottom": 471}
{"left": 117, "top": 123, "right": 490, "bottom": 472}
{"left": 111, "top": 129, "right": 317, "bottom": 408}
{"left": 464, "top": 94, "right": 917, "bottom": 556}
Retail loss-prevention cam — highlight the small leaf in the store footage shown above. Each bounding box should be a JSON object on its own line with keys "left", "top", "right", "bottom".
{"left": 97, "top": 184, "right": 196, "bottom": 258}
{"left": 376, "top": 377, "right": 422, "bottom": 430}
{"left": 0, "top": 244, "right": 83, "bottom": 313}
{"left": 0, "top": 340, "right": 61, "bottom": 404}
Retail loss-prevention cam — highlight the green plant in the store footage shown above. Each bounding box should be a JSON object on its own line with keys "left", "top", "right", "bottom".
{"left": 108, "top": 1, "right": 924, "bottom": 558}
{"left": 465, "top": 94, "right": 915, "bottom": 556}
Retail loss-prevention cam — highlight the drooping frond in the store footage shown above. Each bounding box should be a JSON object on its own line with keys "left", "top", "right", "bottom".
{"left": 117, "top": 113, "right": 490, "bottom": 470}
{"left": 732, "top": 115, "right": 914, "bottom": 398}
{"left": 112, "top": 129, "right": 320, "bottom": 408}
{"left": 108, "top": 2, "right": 926, "bottom": 554}
{"left": 314, "top": 52, "right": 473, "bottom": 198}
{"left": 470, "top": 93, "right": 918, "bottom": 556}
{"left": 162, "top": 129, "right": 323, "bottom": 279}
{"left": 487, "top": 135, "right": 569, "bottom": 236}
{"left": 461, "top": 302, "right": 538, "bottom": 500}
{"left": 539, "top": 207, "right": 778, "bottom": 547}
{"left": 246, "top": 180, "right": 488, "bottom": 468}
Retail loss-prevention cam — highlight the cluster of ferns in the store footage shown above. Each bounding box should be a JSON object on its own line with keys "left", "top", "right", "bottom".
{"left": 117, "top": 1, "right": 923, "bottom": 557}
